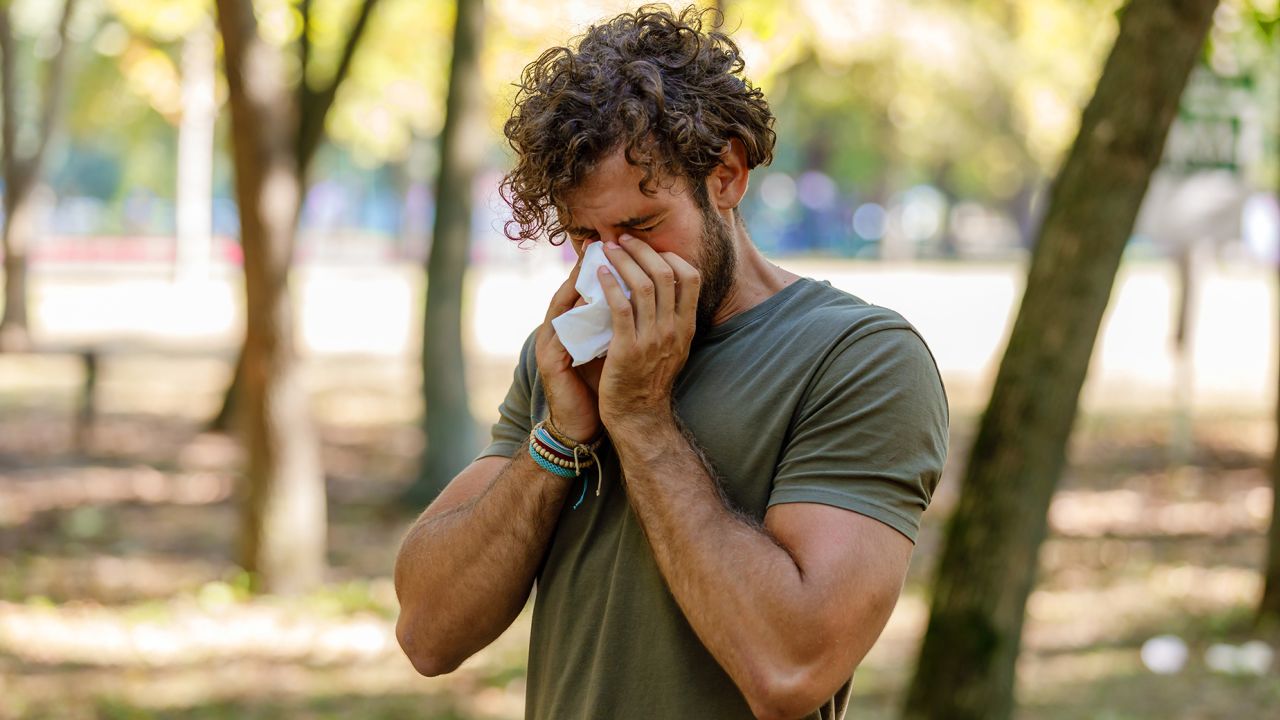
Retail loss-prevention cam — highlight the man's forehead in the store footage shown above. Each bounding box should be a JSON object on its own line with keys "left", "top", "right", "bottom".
{"left": 558, "top": 153, "right": 691, "bottom": 231}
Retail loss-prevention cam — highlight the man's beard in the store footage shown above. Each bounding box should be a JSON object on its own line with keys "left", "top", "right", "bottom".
{"left": 693, "top": 206, "right": 737, "bottom": 339}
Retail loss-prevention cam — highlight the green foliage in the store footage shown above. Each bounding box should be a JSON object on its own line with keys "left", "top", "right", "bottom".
{"left": 324, "top": 0, "right": 453, "bottom": 165}
{"left": 33, "top": 0, "right": 1280, "bottom": 205}
{"left": 301, "top": 579, "right": 398, "bottom": 618}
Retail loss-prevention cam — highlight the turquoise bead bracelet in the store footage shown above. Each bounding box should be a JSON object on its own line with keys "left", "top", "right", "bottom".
{"left": 528, "top": 420, "right": 606, "bottom": 510}
{"left": 529, "top": 445, "right": 578, "bottom": 479}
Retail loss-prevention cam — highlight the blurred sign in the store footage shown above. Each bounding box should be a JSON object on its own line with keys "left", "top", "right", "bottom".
{"left": 1161, "top": 67, "right": 1252, "bottom": 174}
{"left": 1135, "top": 170, "right": 1246, "bottom": 253}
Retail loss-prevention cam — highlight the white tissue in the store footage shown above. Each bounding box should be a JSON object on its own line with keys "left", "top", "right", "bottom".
{"left": 551, "top": 242, "right": 632, "bottom": 366}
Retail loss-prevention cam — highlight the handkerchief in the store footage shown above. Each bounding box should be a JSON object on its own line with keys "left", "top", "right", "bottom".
{"left": 551, "top": 242, "right": 632, "bottom": 366}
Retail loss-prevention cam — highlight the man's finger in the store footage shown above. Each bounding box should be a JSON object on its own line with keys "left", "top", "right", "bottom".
{"left": 597, "top": 265, "right": 636, "bottom": 346}
{"left": 602, "top": 239, "right": 655, "bottom": 333}
{"left": 621, "top": 235, "right": 677, "bottom": 323}
{"left": 662, "top": 251, "right": 701, "bottom": 336}
{"left": 535, "top": 317, "right": 573, "bottom": 371}
{"left": 574, "top": 356, "right": 604, "bottom": 394}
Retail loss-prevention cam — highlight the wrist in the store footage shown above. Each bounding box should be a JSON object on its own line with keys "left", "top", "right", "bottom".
{"left": 529, "top": 421, "right": 606, "bottom": 510}
{"left": 546, "top": 413, "right": 601, "bottom": 446}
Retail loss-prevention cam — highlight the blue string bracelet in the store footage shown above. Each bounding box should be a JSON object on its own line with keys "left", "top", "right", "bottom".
{"left": 528, "top": 437, "right": 592, "bottom": 509}
{"left": 529, "top": 421, "right": 605, "bottom": 509}
{"left": 529, "top": 444, "right": 577, "bottom": 479}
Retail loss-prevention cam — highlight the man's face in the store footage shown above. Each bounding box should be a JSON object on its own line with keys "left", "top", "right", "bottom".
{"left": 561, "top": 148, "right": 737, "bottom": 337}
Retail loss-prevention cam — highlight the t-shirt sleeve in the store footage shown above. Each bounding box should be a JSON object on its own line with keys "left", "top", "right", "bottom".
{"left": 766, "top": 327, "right": 949, "bottom": 543}
{"left": 474, "top": 330, "right": 539, "bottom": 462}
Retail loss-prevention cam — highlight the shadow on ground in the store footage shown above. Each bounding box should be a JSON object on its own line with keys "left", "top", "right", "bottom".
{"left": 1, "top": 360, "right": 1278, "bottom": 719}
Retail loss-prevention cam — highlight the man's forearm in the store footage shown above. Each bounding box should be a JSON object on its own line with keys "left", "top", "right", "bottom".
{"left": 394, "top": 446, "right": 571, "bottom": 675}
{"left": 609, "top": 413, "right": 825, "bottom": 712}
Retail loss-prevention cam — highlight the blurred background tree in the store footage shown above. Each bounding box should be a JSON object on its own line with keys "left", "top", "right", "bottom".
{"left": 1252, "top": 0, "right": 1280, "bottom": 629}
{"left": 0, "top": 0, "right": 78, "bottom": 351}
{"left": 209, "top": 0, "right": 381, "bottom": 434}
{"left": 407, "top": 0, "right": 485, "bottom": 505}
{"left": 0, "top": 0, "right": 1278, "bottom": 717}
{"left": 903, "top": 1, "right": 1220, "bottom": 718}
{"left": 214, "top": 0, "right": 382, "bottom": 594}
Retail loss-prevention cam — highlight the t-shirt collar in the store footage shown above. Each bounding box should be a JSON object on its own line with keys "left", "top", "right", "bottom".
{"left": 694, "top": 276, "right": 814, "bottom": 344}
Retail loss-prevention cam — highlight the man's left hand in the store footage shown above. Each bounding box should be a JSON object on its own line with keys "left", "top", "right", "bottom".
{"left": 595, "top": 234, "right": 701, "bottom": 432}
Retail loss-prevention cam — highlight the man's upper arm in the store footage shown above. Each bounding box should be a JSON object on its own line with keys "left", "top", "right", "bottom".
{"left": 762, "top": 501, "right": 912, "bottom": 699}
{"left": 766, "top": 325, "right": 949, "bottom": 543}
{"left": 760, "top": 323, "right": 949, "bottom": 696}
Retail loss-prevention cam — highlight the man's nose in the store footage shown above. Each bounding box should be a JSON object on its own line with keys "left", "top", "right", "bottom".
{"left": 580, "top": 237, "right": 612, "bottom": 254}
{"left": 576, "top": 231, "right": 628, "bottom": 258}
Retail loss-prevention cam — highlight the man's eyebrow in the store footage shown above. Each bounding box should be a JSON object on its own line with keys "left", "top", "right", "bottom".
{"left": 618, "top": 211, "right": 663, "bottom": 227}
{"left": 565, "top": 211, "right": 663, "bottom": 237}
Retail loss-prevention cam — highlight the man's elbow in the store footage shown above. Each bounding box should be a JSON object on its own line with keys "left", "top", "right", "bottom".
{"left": 395, "top": 611, "right": 465, "bottom": 677}
{"left": 745, "top": 659, "right": 852, "bottom": 720}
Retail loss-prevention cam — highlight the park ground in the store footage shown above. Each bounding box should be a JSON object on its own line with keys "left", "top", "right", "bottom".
{"left": 2, "top": 259, "right": 1279, "bottom": 718}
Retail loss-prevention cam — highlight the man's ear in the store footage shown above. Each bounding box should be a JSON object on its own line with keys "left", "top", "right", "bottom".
{"left": 704, "top": 137, "right": 749, "bottom": 214}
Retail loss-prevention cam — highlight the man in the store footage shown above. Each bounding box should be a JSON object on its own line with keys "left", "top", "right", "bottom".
{"left": 393, "top": 5, "right": 949, "bottom": 720}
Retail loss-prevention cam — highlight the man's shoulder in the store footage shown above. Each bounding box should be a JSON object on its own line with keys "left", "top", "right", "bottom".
{"left": 783, "top": 278, "right": 919, "bottom": 347}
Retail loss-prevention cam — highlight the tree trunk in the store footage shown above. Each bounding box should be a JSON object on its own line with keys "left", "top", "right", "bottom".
{"left": 208, "top": 345, "right": 244, "bottom": 433}
{"left": 1258, "top": 98, "right": 1280, "bottom": 628}
{"left": 901, "top": 2, "right": 1218, "bottom": 718}
{"left": 208, "top": 0, "right": 379, "bottom": 433}
{"left": 1260, "top": 284, "right": 1280, "bottom": 625}
{"left": 0, "top": 0, "right": 77, "bottom": 352}
{"left": 932, "top": 161, "right": 959, "bottom": 259}
{"left": 215, "top": 0, "right": 326, "bottom": 595}
{"left": 405, "top": 0, "right": 485, "bottom": 505}
{"left": 1006, "top": 179, "right": 1041, "bottom": 251}
{"left": 0, "top": 181, "right": 33, "bottom": 351}
{"left": 1169, "top": 242, "right": 1202, "bottom": 469}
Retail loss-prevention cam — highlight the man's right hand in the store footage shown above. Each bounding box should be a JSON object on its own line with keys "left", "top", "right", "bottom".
{"left": 535, "top": 254, "right": 605, "bottom": 444}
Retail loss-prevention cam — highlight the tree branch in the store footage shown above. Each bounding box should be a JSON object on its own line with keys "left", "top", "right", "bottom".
{"left": 296, "top": 0, "right": 311, "bottom": 134}
{"left": 0, "top": 4, "right": 19, "bottom": 193}
{"left": 30, "top": 0, "right": 79, "bottom": 177}
{"left": 295, "top": 0, "right": 380, "bottom": 175}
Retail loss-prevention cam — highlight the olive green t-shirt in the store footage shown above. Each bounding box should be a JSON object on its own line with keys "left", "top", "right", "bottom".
{"left": 476, "top": 275, "right": 949, "bottom": 720}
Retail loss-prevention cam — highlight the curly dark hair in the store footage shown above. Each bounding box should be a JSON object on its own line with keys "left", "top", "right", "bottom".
{"left": 498, "top": 3, "right": 776, "bottom": 246}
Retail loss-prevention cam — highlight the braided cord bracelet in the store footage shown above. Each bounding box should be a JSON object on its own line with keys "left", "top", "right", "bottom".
{"left": 527, "top": 420, "right": 605, "bottom": 509}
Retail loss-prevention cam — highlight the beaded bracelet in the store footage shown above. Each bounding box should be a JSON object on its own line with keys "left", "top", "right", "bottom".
{"left": 540, "top": 420, "right": 604, "bottom": 451}
{"left": 528, "top": 420, "right": 605, "bottom": 510}
{"left": 532, "top": 426, "right": 599, "bottom": 466}
{"left": 529, "top": 447, "right": 578, "bottom": 479}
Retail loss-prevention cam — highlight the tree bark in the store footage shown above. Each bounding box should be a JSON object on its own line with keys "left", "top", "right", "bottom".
{"left": 901, "top": 2, "right": 1219, "bottom": 718}
{"left": 1259, "top": 88, "right": 1280, "bottom": 628}
{"left": 209, "top": 0, "right": 380, "bottom": 433}
{"left": 0, "top": 181, "right": 33, "bottom": 351}
{"left": 1260, "top": 287, "right": 1280, "bottom": 625}
{"left": 0, "top": 0, "right": 77, "bottom": 351}
{"left": 208, "top": 345, "right": 244, "bottom": 432}
{"left": 295, "top": 0, "right": 378, "bottom": 177}
{"left": 215, "top": 0, "right": 326, "bottom": 595}
{"left": 1006, "top": 179, "right": 1041, "bottom": 251}
{"left": 404, "top": 0, "right": 485, "bottom": 505}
